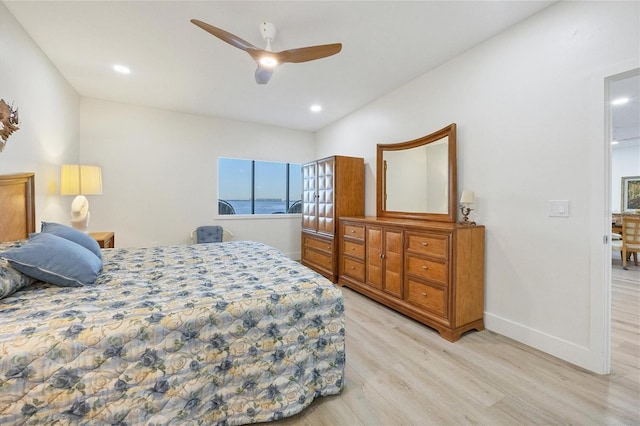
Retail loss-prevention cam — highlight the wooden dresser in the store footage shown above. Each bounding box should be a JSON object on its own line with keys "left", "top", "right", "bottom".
{"left": 301, "top": 155, "right": 364, "bottom": 282}
{"left": 339, "top": 216, "right": 485, "bottom": 341}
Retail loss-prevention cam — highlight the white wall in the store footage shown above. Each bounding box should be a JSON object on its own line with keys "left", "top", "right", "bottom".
{"left": 315, "top": 1, "right": 640, "bottom": 373}
{"left": 79, "top": 98, "right": 314, "bottom": 258}
{"left": 0, "top": 2, "right": 79, "bottom": 224}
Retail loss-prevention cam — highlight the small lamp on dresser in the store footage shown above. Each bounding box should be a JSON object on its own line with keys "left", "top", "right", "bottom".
{"left": 459, "top": 190, "right": 476, "bottom": 225}
{"left": 60, "top": 164, "right": 103, "bottom": 232}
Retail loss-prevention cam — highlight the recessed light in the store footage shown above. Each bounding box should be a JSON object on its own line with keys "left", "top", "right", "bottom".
{"left": 113, "top": 64, "right": 131, "bottom": 75}
{"left": 310, "top": 104, "right": 322, "bottom": 113}
{"left": 611, "top": 140, "right": 619, "bottom": 145}
{"left": 611, "top": 97, "right": 629, "bottom": 106}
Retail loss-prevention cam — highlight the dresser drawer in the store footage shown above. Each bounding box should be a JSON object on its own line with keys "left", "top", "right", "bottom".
{"left": 303, "top": 246, "right": 333, "bottom": 271}
{"left": 342, "top": 257, "right": 365, "bottom": 282}
{"left": 407, "top": 255, "right": 448, "bottom": 286}
{"left": 406, "top": 232, "right": 448, "bottom": 260}
{"left": 343, "top": 223, "right": 365, "bottom": 240}
{"left": 303, "top": 235, "right": 333, "bottom": 254}
{"left": 342, "top": 239, "right": 365, "bottom": 260}
{"left": 406, "top": 278, "right": 447, "bottom": 317}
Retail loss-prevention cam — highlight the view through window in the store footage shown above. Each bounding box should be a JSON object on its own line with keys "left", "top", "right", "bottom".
{"left": 218, "top": 157, "right": 302, "bottom": 215}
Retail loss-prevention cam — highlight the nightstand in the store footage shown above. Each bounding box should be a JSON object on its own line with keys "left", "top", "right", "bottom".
{"left": 90, "top": 232, "right": 115, "bottom": 249}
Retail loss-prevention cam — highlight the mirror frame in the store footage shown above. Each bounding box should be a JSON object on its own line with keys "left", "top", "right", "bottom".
{"left": 376, "top": 123, "right": 457, "bottom": 222}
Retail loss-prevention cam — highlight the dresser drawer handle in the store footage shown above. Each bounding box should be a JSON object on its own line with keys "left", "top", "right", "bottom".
{"left": 351, "top": 230, "right": 356, "bottom": 233}
{"left": 421, "top": 292, "right": 427, "bottom": 297}
{"left": 422, "top": 242, "right": 429, "bottom": 246}
{"left": 422, "top": 265, "right": 428, "bottom": 270}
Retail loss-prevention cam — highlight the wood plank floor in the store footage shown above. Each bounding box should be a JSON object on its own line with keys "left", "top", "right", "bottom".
{"left": 275, "top": 259, "right": 639, "bottom": 425}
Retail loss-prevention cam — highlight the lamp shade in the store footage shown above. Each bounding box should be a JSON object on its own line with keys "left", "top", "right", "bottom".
{"left": 60, "top": 165, "right": 103, "bottom": 195}
{"left": 460, "top": 190, "right": 475, "bottom": 204}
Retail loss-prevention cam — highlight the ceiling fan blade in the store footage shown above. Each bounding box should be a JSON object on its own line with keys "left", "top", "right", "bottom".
{"left": 191, "top": 19, "right": 342, "bottom": 85}
{"left": 274, "top": 43, "right": 342, "bottom": 64}
{"left": 191, "top": 19, "right": 259, "bottom": 52}
{"left": 255, "top": 66, "right": 274, "bottom": 85}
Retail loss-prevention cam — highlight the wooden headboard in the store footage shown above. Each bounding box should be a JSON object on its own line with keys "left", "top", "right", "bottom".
{"left": 0, "top": 173, "right": 36, "bottom": 242}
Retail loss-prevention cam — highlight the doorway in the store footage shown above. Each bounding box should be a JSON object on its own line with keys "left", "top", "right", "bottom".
{"left": 606, "top": 68, "right": 640, "bottom": 375}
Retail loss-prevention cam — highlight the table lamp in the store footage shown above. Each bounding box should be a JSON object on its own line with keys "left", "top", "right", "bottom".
{"left": 459, "top": 190, "right": 476, "bottom": 225}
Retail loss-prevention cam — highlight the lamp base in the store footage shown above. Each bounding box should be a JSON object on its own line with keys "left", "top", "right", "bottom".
{"left": 70, "top": 217, "right": 90, "bottom": 233}
{"left": 459, "top": 206, "right": 476, "bottom": 226}
{"left": 70, "top": 195, "right": 91, "bottom": 233}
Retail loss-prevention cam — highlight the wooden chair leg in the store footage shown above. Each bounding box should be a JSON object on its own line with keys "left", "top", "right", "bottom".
{"left": 633, "top": 252, "right": 638, "bottom": 266}
{"left": 622, "top": 249, "right": 628, "bottom": 269}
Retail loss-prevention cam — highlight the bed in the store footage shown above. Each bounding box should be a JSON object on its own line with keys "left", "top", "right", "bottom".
{"left": 0, "top": 173, "right": 345, "bottom": 425}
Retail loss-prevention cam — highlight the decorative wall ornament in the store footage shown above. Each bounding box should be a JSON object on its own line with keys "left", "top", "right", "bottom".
{"left": 0, "top": 99, "right": 20, "bottom": 152}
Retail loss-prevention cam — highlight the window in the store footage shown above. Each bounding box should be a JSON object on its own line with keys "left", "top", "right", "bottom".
{"left": 218, "top": 157, "right": 302, "bottom": 215}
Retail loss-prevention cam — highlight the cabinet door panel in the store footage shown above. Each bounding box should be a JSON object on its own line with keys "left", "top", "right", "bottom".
{"left": 302, "top": 162, "right": 317, "bottom": 230}
{"left": 318, "top": 201, "right": 334, "bottom": 234}
{"left": 383, "top": 230, "right": 403, "bottom": 298}
{"left": 317, "top": 159, "right": 335, "bottom": 234}
{"left": 366, "top": 226, "right": 383, "bottom": 290}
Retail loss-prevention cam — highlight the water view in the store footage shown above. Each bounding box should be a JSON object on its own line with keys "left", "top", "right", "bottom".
{"left": 221, "top": 199, "right": 302, "bottom": 215}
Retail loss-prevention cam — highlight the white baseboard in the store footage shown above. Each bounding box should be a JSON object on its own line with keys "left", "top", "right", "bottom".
{"left": 485, "top": 312, "right": 606, "bottom": 374}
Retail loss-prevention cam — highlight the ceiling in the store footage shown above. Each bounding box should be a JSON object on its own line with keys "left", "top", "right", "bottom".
{"left": 5, "top": 1, "right": 558, "bottom": 132}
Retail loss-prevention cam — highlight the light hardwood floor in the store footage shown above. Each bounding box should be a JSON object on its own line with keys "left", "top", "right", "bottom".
{"left": 275, "top": 258, "right": 639, "bottom": 425}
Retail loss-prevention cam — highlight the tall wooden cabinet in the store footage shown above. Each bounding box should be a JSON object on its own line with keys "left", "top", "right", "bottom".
{"left": 339, "top": 217, "right": 485, "bottom": 342}
{"left": 301, "top": 156, "right": 364, "bottom": 282}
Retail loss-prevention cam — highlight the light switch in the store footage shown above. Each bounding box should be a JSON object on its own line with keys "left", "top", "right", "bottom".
{"left": 548, "top": 200, "right": 570, "bottom": 217}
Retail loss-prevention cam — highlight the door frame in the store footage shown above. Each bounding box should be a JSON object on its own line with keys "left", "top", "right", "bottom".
{"left": 601, "top": 67, "right": 640, "bottom": 375}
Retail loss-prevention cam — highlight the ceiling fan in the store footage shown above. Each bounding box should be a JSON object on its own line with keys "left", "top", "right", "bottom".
{"left": 191, "top": 19, "right": 342, "bottom": 84}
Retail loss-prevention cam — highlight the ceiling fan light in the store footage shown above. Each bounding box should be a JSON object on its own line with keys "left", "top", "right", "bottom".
{"left": 113, "top": 64, "right": 131, "bottom": 75}
{"left": 259, "top": 56, "right": 278, "bottom": 68}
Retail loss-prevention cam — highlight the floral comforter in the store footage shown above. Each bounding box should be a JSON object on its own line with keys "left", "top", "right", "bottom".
{"left": 0, "top": 241, "right": 345, "bottom": 425}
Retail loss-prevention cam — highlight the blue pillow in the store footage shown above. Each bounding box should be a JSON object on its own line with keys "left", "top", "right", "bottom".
{"left": 41, "top": 221, "right": 102, "bottom": 259}
{"left": 1, "top": 233, "right": 102, "bottom": 287}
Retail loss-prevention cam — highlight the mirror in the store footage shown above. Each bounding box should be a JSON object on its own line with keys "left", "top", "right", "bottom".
{"left": 377, "top": 123, "right": 457, "bottom": 222}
